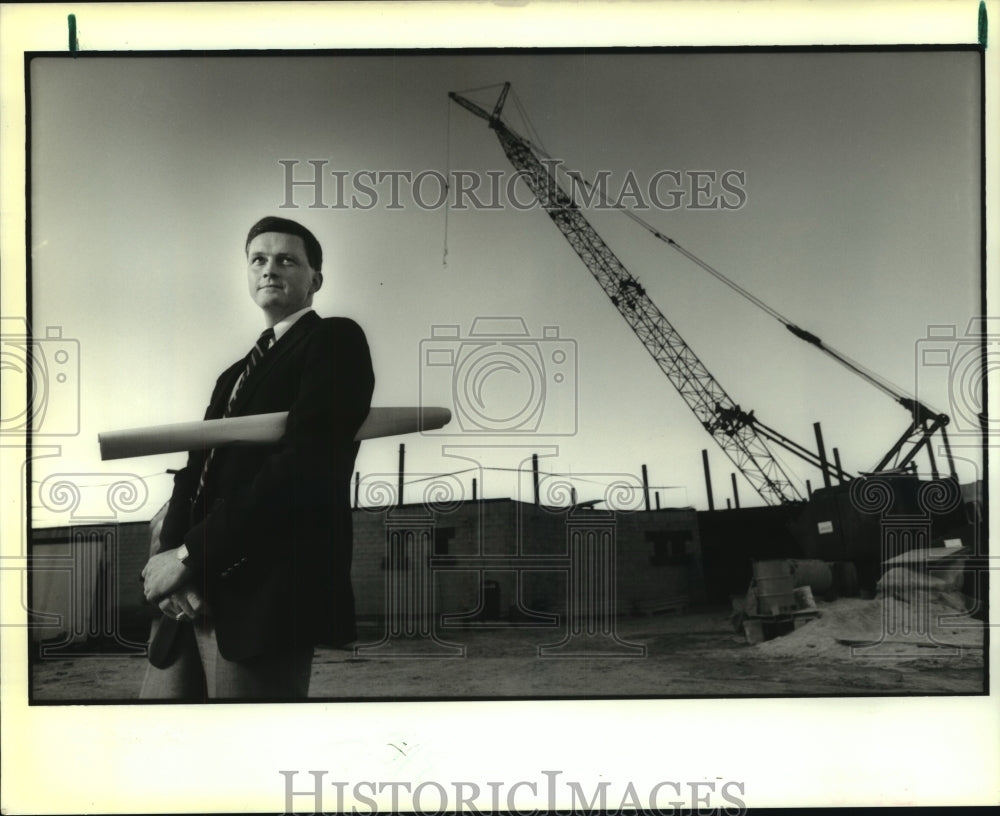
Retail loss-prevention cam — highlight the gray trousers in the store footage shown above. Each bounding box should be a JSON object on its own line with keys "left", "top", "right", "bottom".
{"left": 139, "top": 616, "right": 313, "bottom": 701}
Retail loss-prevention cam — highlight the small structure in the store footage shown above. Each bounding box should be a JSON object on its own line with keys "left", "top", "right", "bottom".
{"left": 351, "top": 498, "right": 706, "bottom": 625}
{"left": 27, "top": 499, "right": 706, "bottom": 650}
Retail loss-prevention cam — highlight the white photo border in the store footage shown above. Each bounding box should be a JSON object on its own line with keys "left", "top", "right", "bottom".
{"left": 1, "top": 1, "right": 997, "bottom": 812}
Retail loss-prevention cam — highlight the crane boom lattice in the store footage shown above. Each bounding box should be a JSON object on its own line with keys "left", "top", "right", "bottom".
{"left": 450, "top": 86, "right": 805, "bottom": 505}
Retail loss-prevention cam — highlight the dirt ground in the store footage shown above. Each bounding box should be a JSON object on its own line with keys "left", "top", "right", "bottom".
{"left": 28, "top": 598, "right": 984, "bottom": 702}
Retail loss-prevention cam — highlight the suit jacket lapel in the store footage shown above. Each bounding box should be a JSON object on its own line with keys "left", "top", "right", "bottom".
{"left": 226, "top": 311, "right": 320, "bottom": 415}
{"left": 206, "top": 359, "right": 246, "bottom": 420}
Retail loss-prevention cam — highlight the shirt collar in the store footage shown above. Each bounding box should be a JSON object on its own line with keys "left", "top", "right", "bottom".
{"left": 271, "top": 307, "right": 315, "bottom": 343}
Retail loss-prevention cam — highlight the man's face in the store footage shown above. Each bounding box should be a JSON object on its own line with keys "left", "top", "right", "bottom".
{"left": 246, "top": 232, "right": 323, "bottom": 325}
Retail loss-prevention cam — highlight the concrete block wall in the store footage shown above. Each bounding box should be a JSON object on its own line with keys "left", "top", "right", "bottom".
{"left": 31, "top": 501, "right": 707, "bottom": 644}
{"left": 614, "top": 509, "right": 706, "bottom": 613}
{"left": 30, "top": 523, "right": 153, "bottom": 646}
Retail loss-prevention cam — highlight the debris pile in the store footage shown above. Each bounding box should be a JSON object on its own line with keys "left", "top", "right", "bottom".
{"left": 754, "top": 595, "right": 981, "bottom": 659}
{"left": 755, "top": 547, "right": 982, "bottom": 659}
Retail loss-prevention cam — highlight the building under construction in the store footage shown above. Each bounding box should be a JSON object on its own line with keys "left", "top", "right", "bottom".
{"left": 29, "top": 497, "right": 705, "bottom": 654}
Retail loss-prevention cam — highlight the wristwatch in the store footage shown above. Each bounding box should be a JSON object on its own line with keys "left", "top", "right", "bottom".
{"left": 175, "top": 543, "right": 190, "bottom": 565}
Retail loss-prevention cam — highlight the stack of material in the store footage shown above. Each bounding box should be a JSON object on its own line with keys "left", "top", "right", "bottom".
{"left": 878, "top": 544, "right": 971, "bottom": 610}
{"left": 735, "top": 559, "right": 822, "bottom": 644}
{"left": 752, "top": 545, "right": 982, "bottom": 658}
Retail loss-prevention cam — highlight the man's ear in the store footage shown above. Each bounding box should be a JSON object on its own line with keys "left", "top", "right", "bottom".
{"left": 311, "top": 271, "right": 323, "bottom": 294}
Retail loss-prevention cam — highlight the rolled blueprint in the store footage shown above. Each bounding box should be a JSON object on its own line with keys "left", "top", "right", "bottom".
{"left": 98, "top": 406, "right": 451, "bottom": 461}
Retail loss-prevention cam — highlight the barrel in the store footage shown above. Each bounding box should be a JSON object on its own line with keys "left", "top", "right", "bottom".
{"left": 755, "top": 575, "right": 797, "bottom": 615}
{"left": 789, "top": 559, "right": 833, "bottom": 594}
{"left": 752, "top": 560, "right": 797, "bottom": 616}
{"left": 752, "top": 559, "right": 792, "bottom": 580}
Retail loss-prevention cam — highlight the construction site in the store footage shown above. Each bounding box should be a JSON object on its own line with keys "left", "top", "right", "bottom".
{"left": 27, "top": 79, "right": 988, "bottom": 702}
{"left": 29, "top": 490, "right": 985, "bottom": 700}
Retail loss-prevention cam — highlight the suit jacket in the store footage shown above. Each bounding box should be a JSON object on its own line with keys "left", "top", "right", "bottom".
{"left": 158, "top": 312, "right": 375, "bottom": 661}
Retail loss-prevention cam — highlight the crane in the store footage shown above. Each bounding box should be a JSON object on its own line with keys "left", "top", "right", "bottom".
{"left": 448, "top": 83, "right": 954, "bottom": 506}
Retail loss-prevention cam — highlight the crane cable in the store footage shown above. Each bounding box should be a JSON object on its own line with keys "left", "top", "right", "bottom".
{"left": 452, "top": 82, "right": 508, "bottom": 97}
{"left": 447, "top": 90, "right": 928, "bottom": 413}
{"left": 597, "top": 182, "right": 913, "bottom": 406}
{"left": 510, "top": 90, "right": 548, "bottom": 155}
{"left": 504, "top": 123, "right": 920, "bottom": 409}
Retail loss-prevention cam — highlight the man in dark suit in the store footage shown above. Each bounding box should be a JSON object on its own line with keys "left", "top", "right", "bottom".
{"left": 139, "top": 215, "right": 374, "bottom": 699}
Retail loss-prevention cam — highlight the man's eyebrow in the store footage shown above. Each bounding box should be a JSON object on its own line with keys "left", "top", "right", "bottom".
{"left": 247, "top": 250, "right": 302, "bottom": 261}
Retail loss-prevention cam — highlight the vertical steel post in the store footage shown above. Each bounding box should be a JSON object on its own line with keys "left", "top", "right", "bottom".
{"left": 702, "top": 449, "right": 715, "bottom": 511}
{"left": 940, "top": 425, "right": 957, "bottom": 480}
{"left": 926, "top": 442, "right": 940, "bottom": 481}
{"left": 832, "top": 448, "right": 845, "bottom": 484}
{"left": 814, "top": 422, "right": 831, "bottom": 489}
{"left": 397, "top": 443, "right": 405, "bottom": 506}
{"left": 532, "top": 453, "right": 540, "bottom": 506}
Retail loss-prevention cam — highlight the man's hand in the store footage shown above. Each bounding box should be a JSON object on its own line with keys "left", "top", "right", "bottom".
{"left": 157, "top": 589, "right": 204, "bottom": 621}
{"left": 141, "top": 551, "right": 190, "bottom": 604}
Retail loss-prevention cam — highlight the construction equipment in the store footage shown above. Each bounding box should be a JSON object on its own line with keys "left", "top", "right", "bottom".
{"left": 449, "top": 82, "right": 954, "bottom": 506}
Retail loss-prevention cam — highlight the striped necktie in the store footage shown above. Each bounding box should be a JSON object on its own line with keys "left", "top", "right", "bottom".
{"left": 225, "top": 328, "right": 275, "bottom": 414}
{"left": 194, "top": 328, "right": 275, "bottom": 505}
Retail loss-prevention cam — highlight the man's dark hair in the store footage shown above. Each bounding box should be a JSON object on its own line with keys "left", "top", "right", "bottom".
{"left": 245, "top": 216, "right": 323, "bottom": 272}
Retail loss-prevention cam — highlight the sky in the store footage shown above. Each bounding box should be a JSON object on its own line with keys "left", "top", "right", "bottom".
{"left": 22, "top": 49, "right": 984, "bottom": 525}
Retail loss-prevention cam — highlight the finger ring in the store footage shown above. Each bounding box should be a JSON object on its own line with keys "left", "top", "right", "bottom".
{"left": 175, "top": 612, "right": 185, "bottom": 621}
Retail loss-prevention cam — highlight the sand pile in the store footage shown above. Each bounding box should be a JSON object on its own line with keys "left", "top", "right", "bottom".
{"left": 754, "top": 595, "right": 983, "bottom": 659}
